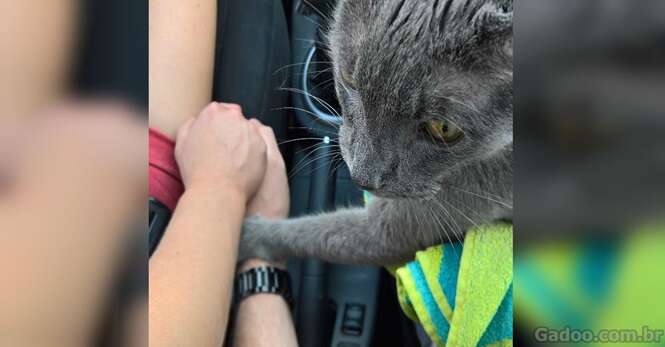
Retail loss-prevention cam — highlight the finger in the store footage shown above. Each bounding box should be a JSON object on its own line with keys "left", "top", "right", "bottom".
{"left": 218, "top": 102, "right": 242, "bottom": 114}
{"left": 257, "top": 125, "right": 280, "bottom": 160}
{"left": 200, "top": 101, "right": 220, "bottom": 116}
{"left": 248, "top": 120, "right": 269, "bottom": 149}
{"left": 175, "top": 117, "right": 195, "bottom": 146}
{"left": 217, "top": 103, "right": 245, "bottom": 121}
{"left": 249, "top": 121, "right": 268, "bottom": 156}
{"left": 258, "top": 125, "right": 278, "bottom": 151}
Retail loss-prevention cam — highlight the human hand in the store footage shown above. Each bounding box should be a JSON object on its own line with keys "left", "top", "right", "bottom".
{"left": 246, "top": 123, "right": 289, "bottom": 220}
{"left": 175, "top": 102, "right": 266, "bottom": 202}
{"left": 242, "top": 123, "right": 290, "bottom": 270}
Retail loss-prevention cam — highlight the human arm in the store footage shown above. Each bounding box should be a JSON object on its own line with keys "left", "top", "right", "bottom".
{"left": 149, "top": 0, "right": 218, "bottom": 138}
{"left": 232, "top": 125, "right": 298, "bottom": 347}
{"left": 0, "top": 102, "right": 145, "bottom": 346}
{"left": 149, "top": 103, "right": 267, "bottom": 347}
{"left": 1, "top": 1, "right": 78, "bottom": 119}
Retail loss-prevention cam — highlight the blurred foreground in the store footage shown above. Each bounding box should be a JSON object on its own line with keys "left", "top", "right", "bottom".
{"left": 515, "top": 0, "right": 665, "bottom": 345}
{"left": 1, "top": 0, "right": 147, "bottom": 346}
{"left": 0, "top": 103, "right": 147, "bottom": 346}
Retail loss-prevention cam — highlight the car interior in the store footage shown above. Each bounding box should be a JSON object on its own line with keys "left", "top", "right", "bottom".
{"left": 212, "top": 1, "right": 422, "bottom": 346}
{"left": 138, "top": 0, "right": 422, "bottom": 345}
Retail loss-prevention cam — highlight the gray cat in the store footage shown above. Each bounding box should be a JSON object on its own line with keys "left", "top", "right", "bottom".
{"left": 240, "top": 0, "right": 513, "bottom": 266}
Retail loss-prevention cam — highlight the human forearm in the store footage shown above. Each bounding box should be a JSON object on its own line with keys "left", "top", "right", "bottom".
{"left": 149, "top": 186, "right": 245, "bottom": 347}
{"left": 149, "top": 0, "right": 218, "bottom": 138}
{"left": 0, "top": 108, "right": 145, "bottom": 346}
{"left": 232, "top": 295, "right": 297, "bottom": 347}
{"left": 2, "top": 0, "right": 78, "bottom": 119}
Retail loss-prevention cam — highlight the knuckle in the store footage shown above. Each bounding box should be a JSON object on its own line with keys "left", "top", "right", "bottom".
{"left": 228, "top": 109, "right": 245, "bottom": 120}
{"left": 228, "top": 103, "right": 243, "bottom": 113}
{"left": 203, "top": 102, "right": 219, "bottom": 114}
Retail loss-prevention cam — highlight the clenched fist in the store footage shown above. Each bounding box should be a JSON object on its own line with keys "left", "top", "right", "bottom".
{"left": 175, "top": 102, "right": 266, "bottom": 202}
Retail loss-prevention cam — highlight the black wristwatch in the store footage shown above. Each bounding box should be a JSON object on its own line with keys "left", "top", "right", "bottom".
{"left": 235, "top": 266, "right": 293, "bottom": 308}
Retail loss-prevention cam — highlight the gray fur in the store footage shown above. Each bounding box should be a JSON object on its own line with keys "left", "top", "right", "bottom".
{"left": 240, "top": 0, "right": 513, "bottom": 266}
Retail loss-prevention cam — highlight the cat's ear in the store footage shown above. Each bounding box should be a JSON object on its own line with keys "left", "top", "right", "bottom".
{"left": 474, "top": 0, "right": 513, "bottom": 41}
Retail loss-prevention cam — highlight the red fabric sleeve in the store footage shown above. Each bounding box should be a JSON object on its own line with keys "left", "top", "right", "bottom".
{"left": 149, "top": 128, "right": 184, "bottom": 211}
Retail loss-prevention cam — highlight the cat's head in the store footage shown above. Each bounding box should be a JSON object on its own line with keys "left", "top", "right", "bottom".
{"left": 329, "top": 0, "right": 513, "bottom": 198}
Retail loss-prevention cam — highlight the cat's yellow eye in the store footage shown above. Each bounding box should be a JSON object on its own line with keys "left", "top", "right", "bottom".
{"left": 424, "top": 120, "right": 463, "bottom": 144}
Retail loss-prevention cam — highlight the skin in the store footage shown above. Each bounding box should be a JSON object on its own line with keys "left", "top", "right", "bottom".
{"left": 149, "top": 103, "right": 267, "bottom": 347}
{"left": 150, "top": 103, "right": 298, "bottom": 347}
{"left": 149, "top": 0, "right": 218, "bottom": 138}
{"left": 0, "top": 102, "right": 145, "bottom": 347}
{"left": 150, "top": 1, "right": 297, "bottom": 343}
{"left": 0, "top": 0, "right": 78, "bottom": 120}
{"left": 240, "top": 0, "right": 513, "bottom": 266}
{"left": 233, "top": 127, "right": 298, "bottom": 347}
{"left": 1, "top": 2, "right": 147, "bottom": 345}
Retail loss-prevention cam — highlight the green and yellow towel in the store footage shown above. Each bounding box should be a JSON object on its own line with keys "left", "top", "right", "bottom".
{"left": 365, "top": 192, "right": 513, "bottom": 347}
{"left": 391, "top": 224, "right": 513, "bottom": 347}
{"left": 515, "top": 222, "right": 665, "bottom": 346}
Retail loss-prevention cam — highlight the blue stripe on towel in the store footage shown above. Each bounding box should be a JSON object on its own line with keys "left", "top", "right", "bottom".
{"left": 408, "top": 261, "right": 451, "bottom": 343}
{"left": 516, "top": 260, "right": 586, "bottom": 328}
{"left": 478, "top": 285, "right": 513, "bottom": 346}
{"left": 439, "top": 243, "right": 462, "bottom": 310}
{"left": 577, "top": 239, "right": 618, "bottom": 304}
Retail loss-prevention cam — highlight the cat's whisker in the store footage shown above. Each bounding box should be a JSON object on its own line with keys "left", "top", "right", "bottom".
{"left": 272, "top": 104, "right": 340, "bottom": 128}
{"left": 295, "top": 141, "right": 329, "bottom": 156}
{"left": 308, "top": 152, "right": 344, "bottom": 175}
{"left": 280, "top": 87, "right": 341, "bottom": 118}
{"left": 424, "top": 205, "right": 446, "bottom": 251}
{"left": 278, "top": 137, "right": 332, "bottom": 146}
{"left": 427, "top": 203, "right": 460, "bottom": 256}
{"left": 279, "top": 87, "right": 342, "bottom": 119}
{"left": 308, "top": 93, "right": 343, "bottom": 119}
{"left": 429, "top": 199, "right": 464, "bottom": 247}
{"left": 441, "top": 199, "right": 482, "bottom": 232}
{"left": 327, "top": 153, "right": 345, "bottom": 179}
{"left": 332, "top": 155, "right": 347, "bottom": 175}
{"left": 302, "top": 0, "right": 334, "bottom": 22}
{"left": 409, "top": 201, "right": 432, "bottom": 246}
{"left": 433, "top": 199, "right": 465, "bottom": 246}
{"left": 293, "top": 67, "right": 333, "bottom": 79}
{"left": 311, "top": 77, "right": 336, "bottom": 90}
{"left": 449, "top": 186, "right": 513, "bottom": 209}
{"left": 289, "top": 151, "right": 342, "bottom": 178}
{"left": 288, "top": 126, "right": 339, "bottom": 136}
{"left": 289, "top": 146, "right": 342, "bottom": 177}
{"left": 271, "top": 106, "right": 340, "bottom": 128}
{"left": 298, "top": 9, "right": 326, "bottom": 28}
{"left": 272, "top": 61, "right": 332, "bottom": 75}
{"left": 289, "top": 146, "right": 326, "bottom": 176}
{"left": 294, "top": 37, "right": 328, "bottom": 47}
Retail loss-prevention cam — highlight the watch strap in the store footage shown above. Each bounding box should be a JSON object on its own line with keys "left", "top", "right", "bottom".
{"left": 235, "top": 266, "right": 293, "bottom": 308}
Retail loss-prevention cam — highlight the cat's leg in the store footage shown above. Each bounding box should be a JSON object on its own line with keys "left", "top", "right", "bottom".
{"left": 239, "top": 151, "right": 514, "bottom": 266}
{"left": 239, "top": 206, "right": 428, "bottom": 266}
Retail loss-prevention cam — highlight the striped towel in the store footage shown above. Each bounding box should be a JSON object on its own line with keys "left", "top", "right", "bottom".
{"left": 366, "top": 191, "right": 513, "bottom": 346}
{"left": 515, "top": 223, "right": 665, "bottom": 345}
{"left": 391, "top": 224, "right": 513, "bottom": 347}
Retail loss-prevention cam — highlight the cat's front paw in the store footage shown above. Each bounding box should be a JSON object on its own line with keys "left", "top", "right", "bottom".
{"left": 238, "top": 217, "right": 284, "bottom": 263}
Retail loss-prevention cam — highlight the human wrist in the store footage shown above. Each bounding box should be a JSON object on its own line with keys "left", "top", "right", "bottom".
{"left": 184, "top": 178, "right": 248, "bottom": 207}
{"left": 238, "top": 258, "right": 287, "bottom": 272}
{"left": 235, "top": 262, "right": 293, "bottom": 310}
